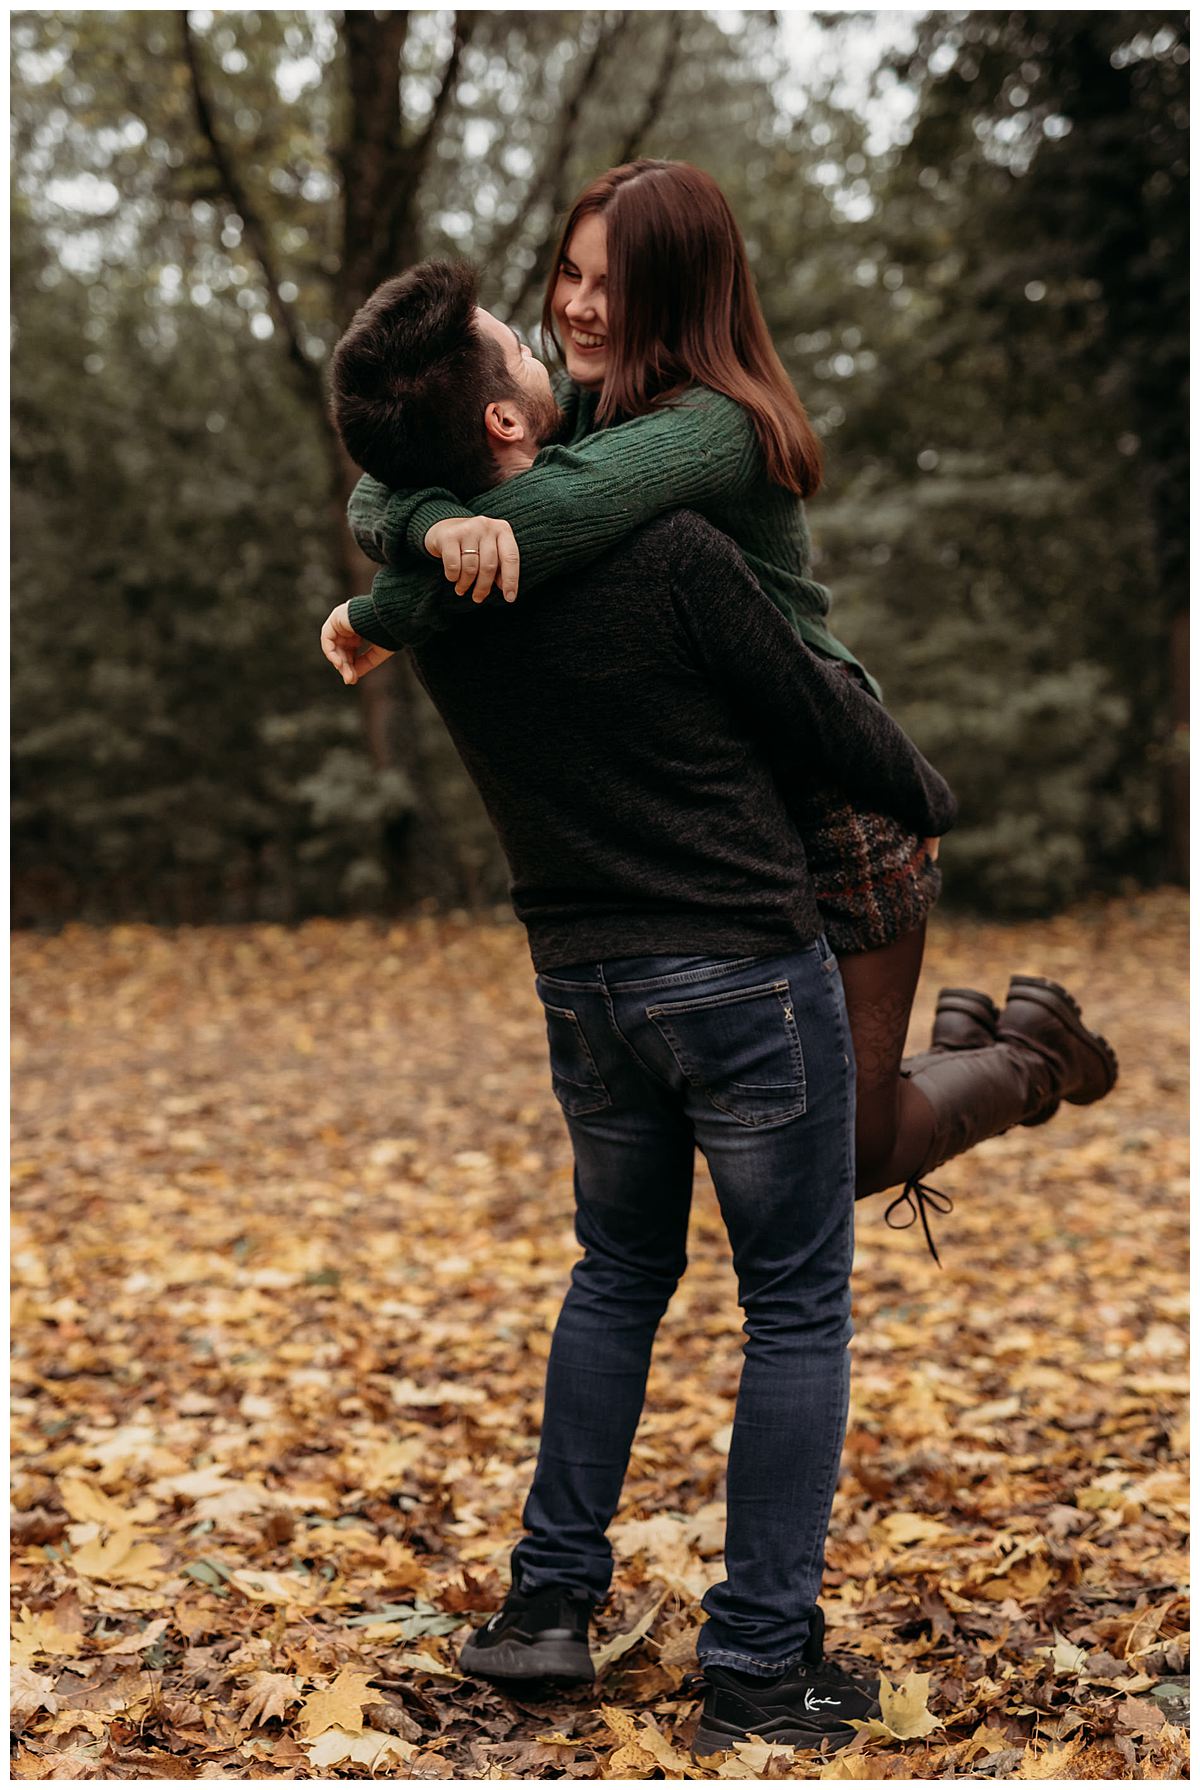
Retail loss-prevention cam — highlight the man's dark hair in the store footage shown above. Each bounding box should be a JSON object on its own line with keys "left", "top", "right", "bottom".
{"left": 329, "top": 260, "right": 517, "bottom": 493}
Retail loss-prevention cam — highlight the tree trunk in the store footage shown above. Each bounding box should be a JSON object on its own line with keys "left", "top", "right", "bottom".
{"left": 1166, "top": 609, "right": 1188, "bottom": 884}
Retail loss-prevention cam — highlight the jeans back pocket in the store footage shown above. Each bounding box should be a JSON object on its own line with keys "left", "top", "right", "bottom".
{"left": 542, "top": 1002, "right": 612, "bottom": 1117}
{"left": 646, "top": 979, "right": 807, "bottom": 1127}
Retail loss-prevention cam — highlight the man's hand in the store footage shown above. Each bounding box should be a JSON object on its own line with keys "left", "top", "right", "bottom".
{"left": 321, "top": 603, "right": 395, "bottom": 686}
{"left": 424, "top": 516, "right": 520, "bottom": 604}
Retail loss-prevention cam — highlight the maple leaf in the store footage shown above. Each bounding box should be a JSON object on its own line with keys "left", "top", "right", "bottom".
{"left": 713, "top": 1734, "right": 805, "bottom": 1775}
{"left": 69, "top": 1532, "right": 163, "bottom": 1586}
{"left": 149, "top": 1464, "right": 254, "bottom": 1503}
{"left": 848, "top": 1671, "right": 942, "bottom": 1743}
{"left": 1014, "top": 1734, "right": 1082, "bottom": 1777}
{"left": 96, "top": 1616, "right": 171, "bottom": 1655}
{"left": 1121, "top": 1592, "right": 1180, "bottom": 1658}
{"left": 438, "top": 1566, "right": 503, "bottom": 1612}
{"left": 297, "top": 1667, "right": 378, "bottom": 1738}
{"left": 303, "top": 1725, "right": 416, "bottom": 1770}
{"left": 1040, "top": 1630, "right": 1088, "bottom": 1676}
{"left": 227, "top": 1567, "right": 322, "bottom": 1605}
{"left": 624, "top": 1714, "right": 705, "bottom": 1778}
{"left": 192, "top": 1479, "right": 277, "bottom": 1524}
{"left": 57, "top": 1476, "right": 159, "bottom": 1530}
{"left": 599, "top": 1704, "right": 660, "bottom": 1779}
{"left": 383, "top": 1648, "right": 463, "bottom": 1677}
{"left": 237, "top": 1671, "right": 302, "bottom": 1728}
{"left": 353, "top": 1436, "right": 427, "bottom": 1492}
{"left": 874, "top": 1512, "right": 951, "bottom": 1548}
{"left": 12, "top": 1744, "right": 100, "bottom": 1779}
{"left": 10, "top": 1605, "right": 83, "bottom": 1665}
{"left": 593, "top": 1591, "right": 667, "bottom": 1671}
{"left": 11, "top": 1666, "right": 61, "bottom": 1728}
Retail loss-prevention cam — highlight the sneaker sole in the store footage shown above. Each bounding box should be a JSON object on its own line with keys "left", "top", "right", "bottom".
{"left": 458, "top": 1635, "right": 595, "bottom": 1684}
{"left": 692, "top": 1717, "right": 856, "bottom": 1757}
{"left": 1000, "top": 975, "right": 1119, "bottom": 1104}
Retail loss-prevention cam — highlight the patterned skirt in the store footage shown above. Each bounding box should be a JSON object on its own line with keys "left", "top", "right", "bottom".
{"left": 790, "top": 658, "right": 943, "bottom": 955}
{"left": 798, "top": 790, "right": 942, "bottom": 955}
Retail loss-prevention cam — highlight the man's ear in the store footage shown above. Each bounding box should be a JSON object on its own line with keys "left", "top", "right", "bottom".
{"left": 483, "top": 399, "right": 527, "bottom": 445}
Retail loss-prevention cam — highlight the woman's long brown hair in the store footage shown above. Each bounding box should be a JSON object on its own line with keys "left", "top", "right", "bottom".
{"left": 540, "top": 159, "right": 823, "bottom": 497}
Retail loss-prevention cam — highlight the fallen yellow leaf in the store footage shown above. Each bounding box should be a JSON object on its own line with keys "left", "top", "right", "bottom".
{"left": 11, "top": 1666, "right": 60, "bottom": 1727}
{"left": 69, "top": 1532, "right": 162, "bottom": 1586}
{"left": 297, "top": 1667, "right": 378, "bottom": 1738}
{"left": 592, "top": 1592, "right": 667, "bottom": 1671}
{"left": 848, "top": 1670, "right": 942, "bottom": 1744}
{"left": 238, "top": 1671, "right": 302, "bottom": 1729}
{"left": 57, "top": 1476, "right": 159, "bottom": 1530}
{"left": 10, "top": 1606, "right": 83, "bottom": 1665}
{"left": 874, "top": 1512, "right": 950, "bottom": 1548}
{"left": 1015, "top": 1734, "right": 1082, "bottom": 1777}
{"left": 303, "top": 1726, "right": 415, "bottom": 1770}
{"left": 227, "top": 1568, "right": 322, "bottom": 1606}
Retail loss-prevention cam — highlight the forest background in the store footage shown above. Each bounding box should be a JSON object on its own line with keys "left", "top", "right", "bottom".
{"left": 10, "top": 8, "right": 1190, "bottom": 928}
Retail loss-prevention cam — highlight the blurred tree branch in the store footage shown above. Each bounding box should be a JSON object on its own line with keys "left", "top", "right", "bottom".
{"left": 488, "top": 14, "right": 626, "bottom": 281}
{"left": 382, "top": 12, "right": 476, "bottom": 275}
{"left": 500, "top": 11, "right": 685, "bottom": 322}
{"left": 180, "top": 12, "right": 323, "bottom": 410}
{"left": 611, "top": 11, "right": 685, "bottom": 164}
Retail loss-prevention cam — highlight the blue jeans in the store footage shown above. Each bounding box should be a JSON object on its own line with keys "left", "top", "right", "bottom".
{"left": 510, "top": 939, "right": 856, "bottom": 1675}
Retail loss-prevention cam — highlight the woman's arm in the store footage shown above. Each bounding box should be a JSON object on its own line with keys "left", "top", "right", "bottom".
{"left": 348, "top": 387, "right": 761, "bottom": 587}
{"left": 343, "top": 567, "right": 474, "bottom": 653}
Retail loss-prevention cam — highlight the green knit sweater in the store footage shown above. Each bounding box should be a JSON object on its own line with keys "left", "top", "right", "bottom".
{"left": 345, "top": 383, "right": 881, "bottom": 698}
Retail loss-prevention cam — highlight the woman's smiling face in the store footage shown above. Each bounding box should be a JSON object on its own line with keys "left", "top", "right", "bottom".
{"left": 551, "top": 210, "right": 608, "bottom": 389}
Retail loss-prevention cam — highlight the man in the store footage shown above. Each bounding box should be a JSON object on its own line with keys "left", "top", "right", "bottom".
{"left": 321, "top": 261, "right": 956, "bottom": 1757}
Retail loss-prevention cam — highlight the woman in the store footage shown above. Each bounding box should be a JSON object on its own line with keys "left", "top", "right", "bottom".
{"left": 335, "top": 159, "right": 1117, "bottom": 1256}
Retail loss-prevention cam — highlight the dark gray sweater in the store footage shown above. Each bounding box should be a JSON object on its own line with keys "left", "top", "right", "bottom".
{"left": 412, "top": 511, "right": 956, "bottom": 971}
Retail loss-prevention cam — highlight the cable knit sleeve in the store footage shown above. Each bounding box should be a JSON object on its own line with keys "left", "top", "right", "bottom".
{"left": 349, "top": 387, "right": 761, "bottom": 578}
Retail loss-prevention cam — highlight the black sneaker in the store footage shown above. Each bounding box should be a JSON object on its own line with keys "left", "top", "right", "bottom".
{"left": 458, "top": 1581, "right": 596, "bottom": 1684}
{"left": 692, "top": 1607, "right": 881, "bottom": 1757}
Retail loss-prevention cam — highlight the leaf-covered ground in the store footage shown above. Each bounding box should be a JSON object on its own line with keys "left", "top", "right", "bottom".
{"left": 11, "top": 892, "right": 1189, "bottom": 1780}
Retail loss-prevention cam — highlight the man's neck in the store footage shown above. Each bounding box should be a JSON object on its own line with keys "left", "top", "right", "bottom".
{"left": 492, "top": 444, "right": 539, "bottom": 481}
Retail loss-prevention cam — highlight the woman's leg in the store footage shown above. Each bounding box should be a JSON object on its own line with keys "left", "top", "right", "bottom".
{"left": 836, "top": 924, "right": 936, "bottom": 1197}
{"left": 842, "top": 936, "right": 1118, "bottom": 1210}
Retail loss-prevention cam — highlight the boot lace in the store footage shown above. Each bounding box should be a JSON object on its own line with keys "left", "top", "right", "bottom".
{"left": 884, "top": 1178, "right": 953, "bottom": 1266}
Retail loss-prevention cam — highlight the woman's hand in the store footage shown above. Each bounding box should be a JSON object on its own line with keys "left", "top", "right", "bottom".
{"left": 321, "top": 603, "right": 395, "bottom": 685}
{"left": 424, "top": 516, "right": 520, "bottom": 604}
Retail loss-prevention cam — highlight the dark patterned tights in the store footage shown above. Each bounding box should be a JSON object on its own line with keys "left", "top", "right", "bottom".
{"left": 838, "top": 923, "right": 938, "bottom": 1198}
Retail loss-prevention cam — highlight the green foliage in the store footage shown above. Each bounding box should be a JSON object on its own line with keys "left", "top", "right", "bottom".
{"left": 10, "top": 10, "right": 1188, "bottom": 922}
{"left": 753, "top": 10, "right": 1187, "bottom": 909}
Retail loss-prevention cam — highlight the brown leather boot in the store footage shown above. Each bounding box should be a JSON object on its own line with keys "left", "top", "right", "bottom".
{"left": 996, "top": 976, "right": 1119, "bottom": 1109}
{"left": 889, "top": 1040, "right": 1059, "bottom": 1264}
{"left": 900, "top": 988, "right": 1000, "bottom": 1085}
{"left": 904, "top": 1042, "right": 1056, "bottom": 1176}
{"left": 889, "top": 981, "right": 1117, "bottom": 1265}
{"left": 931, "top": 988, "right": 999, "bottom": 1051}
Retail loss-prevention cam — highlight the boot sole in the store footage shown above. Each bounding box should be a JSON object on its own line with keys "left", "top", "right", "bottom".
{"left": 458, "top": 1634, "right": 595, "bottom": 1684}
{"left": 692, "top": 1717, "right": 856, "bottom": 1758}
{"left": 1000, "top": 976, "right": 1119, "bottom": 1105}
